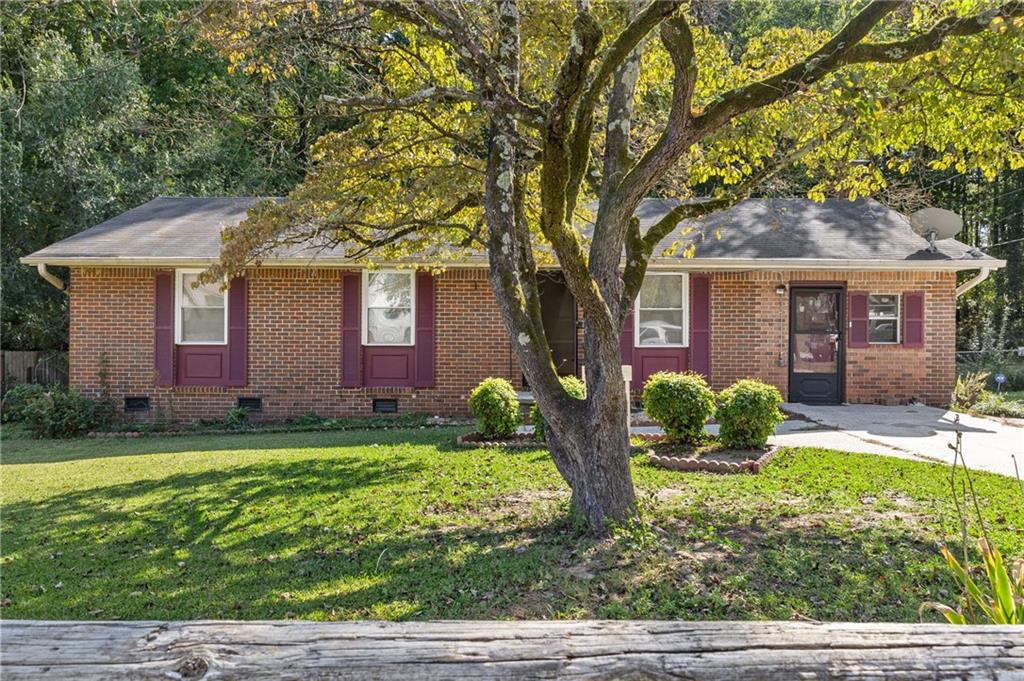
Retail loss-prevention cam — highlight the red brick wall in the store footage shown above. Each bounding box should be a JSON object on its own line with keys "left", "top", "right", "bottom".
{"left": 708, "top": 270, "right": 956, "bottom": 406}
{"left": 68, "top": 266, "right": 957, "bottom": 423}
{"left": 69, "top": 267, "right": 519, "bottom": 422}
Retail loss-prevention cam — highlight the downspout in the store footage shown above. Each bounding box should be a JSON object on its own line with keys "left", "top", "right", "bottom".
{"left": 36, "top": 263, "right": 67, "bottom": 293}
{"left": 955, "top": 267, "right": 991, "bottom": 298}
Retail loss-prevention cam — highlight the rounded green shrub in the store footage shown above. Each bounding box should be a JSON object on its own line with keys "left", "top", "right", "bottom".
{"left": 530, "top": 375, "right": 586, "bottom": 442}
{"left": 468, "top": 377, "right": 521, "bottom": 438}
{"left": 641, "top": 371, "right": 715, "bottom": 444}
{"left": 716, "top": 379, "right": 785, "bottom": 449}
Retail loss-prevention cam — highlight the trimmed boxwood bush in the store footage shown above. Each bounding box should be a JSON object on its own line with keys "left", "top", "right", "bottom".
{"left": 530, "top": 375, "right": 586, "bottom": 442}
{"left": 468, "top": 377, "right": 521, "bottom": 438}
{"left": 641, "top": 371, "right": 715, "bottom": 444}
{"left": 716, "top": 379, "right": 785, "bottom": 449}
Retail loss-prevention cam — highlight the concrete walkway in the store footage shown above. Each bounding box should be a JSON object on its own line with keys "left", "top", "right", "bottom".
{"left": 524, "top": 404, "right": 1022, "bottom": 478}
{"left": 776, "top": 403, "right": 1023, "bottom": 479}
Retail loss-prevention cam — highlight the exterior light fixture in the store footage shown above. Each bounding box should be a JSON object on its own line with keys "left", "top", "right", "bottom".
{"left": 775, "top": 284, "right": 787, "bottom": 295}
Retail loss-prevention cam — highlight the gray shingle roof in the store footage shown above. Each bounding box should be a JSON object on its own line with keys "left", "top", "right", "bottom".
{"left": 23, "top": 197, "right": 266, "bottom": 261}
{"left": 22, "top": 195, "right": 1000, "bottom": 269}
{"left": 633, "top": 197, "right": 993, "bottom": 263}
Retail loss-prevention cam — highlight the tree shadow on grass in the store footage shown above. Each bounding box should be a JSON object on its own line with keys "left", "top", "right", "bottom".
{"left": 0, "top": 447, "right": 584, "bottom": 621}
{"left": 2, "top": 453, "right": 958, "bottom": 624}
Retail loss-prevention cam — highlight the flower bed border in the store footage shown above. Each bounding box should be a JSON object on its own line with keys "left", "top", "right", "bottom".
{"left": 456, "top": 432, "right": 539, "bottom": 449}
{"left": 644, "top": 442, "right": 779, "bottom": 474}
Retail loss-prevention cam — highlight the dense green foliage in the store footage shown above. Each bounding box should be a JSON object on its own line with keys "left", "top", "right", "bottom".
{"left": 716, "top": 379, "right": 785, "bottom": 449}
{"left": 642, "top": 372, "right": 716, "bottom": 444}
{"left": 0, "top": 383, "right": 46, "bottom": 422}
{"left": 950, "top": 370, "right": 1024, "bottom": 417}
{"left": 468, "top": 378, "right": 522, "bottom": 438}
{"left": 0, "top": 1, "right": 347, "bottom": 350}
{"left": 531, "top": 375, "right": 586, "bottom": 443}
{"left": 2, "top": 426, "right": 1022, "bottom": 621}
{"left": 18, "top": 386, "right": 108, "bottom": 438}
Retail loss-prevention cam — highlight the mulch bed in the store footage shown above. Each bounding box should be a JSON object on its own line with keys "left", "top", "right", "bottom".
{"left": 456, "top": 432, "right": 540, "bottom": 449}
{"left": 643, "top": 437, "right": 778, "bottom": 474}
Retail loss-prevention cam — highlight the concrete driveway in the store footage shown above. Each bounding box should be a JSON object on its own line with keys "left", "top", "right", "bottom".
{"left": 777, "top": 403, "right": 1024, "bottom": 479}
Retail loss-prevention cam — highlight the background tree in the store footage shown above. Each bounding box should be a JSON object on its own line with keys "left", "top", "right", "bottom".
{"left": 0, "top": 0, "right": 349, "bottom": 350}
{"left": 201, "top": 0, "right": 1024, "bottom": 532}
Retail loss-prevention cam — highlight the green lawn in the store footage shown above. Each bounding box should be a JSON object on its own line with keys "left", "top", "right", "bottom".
{"left": 2, "top": 425, "right": 1021, "bottom": 622}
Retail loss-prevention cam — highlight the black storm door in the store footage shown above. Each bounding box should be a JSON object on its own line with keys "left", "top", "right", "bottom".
{"left": 789, "top": 288, "right": 842, "bottom": 404}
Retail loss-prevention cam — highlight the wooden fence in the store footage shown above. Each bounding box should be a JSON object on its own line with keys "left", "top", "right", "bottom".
{"left": 2, "top": 619, "right": 1022, "bottom": 680}
{"left": 1, "top": 351, "right": 68, "bottom": 387}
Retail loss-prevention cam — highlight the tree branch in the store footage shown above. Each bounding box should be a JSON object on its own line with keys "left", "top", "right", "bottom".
{"left": 321, "top": 86, "right": 479, "bottom": 110}
{"left": 693, "top": 0, "right": 1024, "bottom": 137}
{"left": 364, "top": 0, "right": 546, "bottom": 128}
{"left": 620, "top": 137, "right": 822, "bottom": 308}
{"left": 591, "top": 13, "right": 697, "bottom": 318}
{"left": 844, "top": 2, "right": 1024, "bottom": 64}
{"left": 565, "top": 0, "right": 682, "bottom": 212}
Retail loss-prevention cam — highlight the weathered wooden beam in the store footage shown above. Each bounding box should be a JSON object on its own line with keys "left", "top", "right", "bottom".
{"left": 2, "top": 619, "right": 1022, "bottom": 680}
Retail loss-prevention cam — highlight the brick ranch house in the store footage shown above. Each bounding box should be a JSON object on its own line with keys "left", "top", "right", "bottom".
{"left": 22, "top": 197, "right": 1002, "bottom": 423}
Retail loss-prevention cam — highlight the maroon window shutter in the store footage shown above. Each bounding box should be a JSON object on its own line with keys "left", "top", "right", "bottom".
{"left": 154, "top": 271, "right": 174, "bottom": 386}
{"left": 902, "top": 291, "right": 925, "bottom": 348}
{"left": 226, "top": 274, "right": 248, "bottom": 386}
{"left": 341, "top": 272, "right": 362, "bottom": 387}
{"left": 689, "top": 274, "right": 711, "bottom": 380}
{"left": 414, "top": 272, "right": 435, "bottom": 387}
{"left": 848, "top": 291, "right": 869, "bottom": 348}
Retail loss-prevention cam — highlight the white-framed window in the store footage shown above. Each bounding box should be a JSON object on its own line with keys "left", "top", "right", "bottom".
{"left": 363, "top": 270, "right": 415, "bottom": 346}
{"left": 868, "top": 293, "right": 900, "bottom": 344}
{"left": 175, "top": 269, "right": 228, "bottom": 345}
{"left": 635, "top": 272, "right": 689, "bottom": 347}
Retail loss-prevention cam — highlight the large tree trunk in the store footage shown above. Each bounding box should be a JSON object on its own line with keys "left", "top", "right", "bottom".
{"left": 545, "top": 385, "right": 636, "bottom": 531}
{"left": 505, "top": 298, "right": 638, "bottom": 532}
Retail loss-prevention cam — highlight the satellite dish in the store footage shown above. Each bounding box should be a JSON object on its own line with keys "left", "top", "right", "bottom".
{"left": 909, "top": 207, "right": 963, "bottom": 252}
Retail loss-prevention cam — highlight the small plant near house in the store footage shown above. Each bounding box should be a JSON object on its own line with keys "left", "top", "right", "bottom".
{"left": 1, "top": 383, "right": 47, "bottom": 422}
{"left": 716, "top": 379, "right": 784, "bottom": 449}
{"left": 951, "top": 371, "right": 989, "bottom": 410}
{"left": 531, "top": 375, "right": 585, "bottom": 443}
{"left": 20, "top": 387, "right": 100, "bottom": 438}
{"left": 468, "top": 377, "right": 520, "bottom": 439}
{"left": 224, "top": 407, "right": 250, "bottom": 430}
{"left": 641, "top": 372, "right": 715, "bottom": 445}
{"left": 93, "top": 352, "right": 118, "bottom": 430}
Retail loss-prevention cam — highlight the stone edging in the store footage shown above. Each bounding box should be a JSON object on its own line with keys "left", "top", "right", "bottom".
{"left": 646, "top": 445, "right": 779, "bottom": 474}
{"left": 456, "top": 432, "right": 539, "bottom": 449}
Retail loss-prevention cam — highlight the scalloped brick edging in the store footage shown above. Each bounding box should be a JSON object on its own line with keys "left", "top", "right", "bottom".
{"left": 646, "top": 445, "right": 778, "bottom": 474}
{"left": 456, "top": 432, "right": 539, "bottom": 449}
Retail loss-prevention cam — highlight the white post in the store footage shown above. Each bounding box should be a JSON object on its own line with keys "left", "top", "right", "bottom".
{"left": 622, "top": 365, "right": 632, "bottom": 436}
